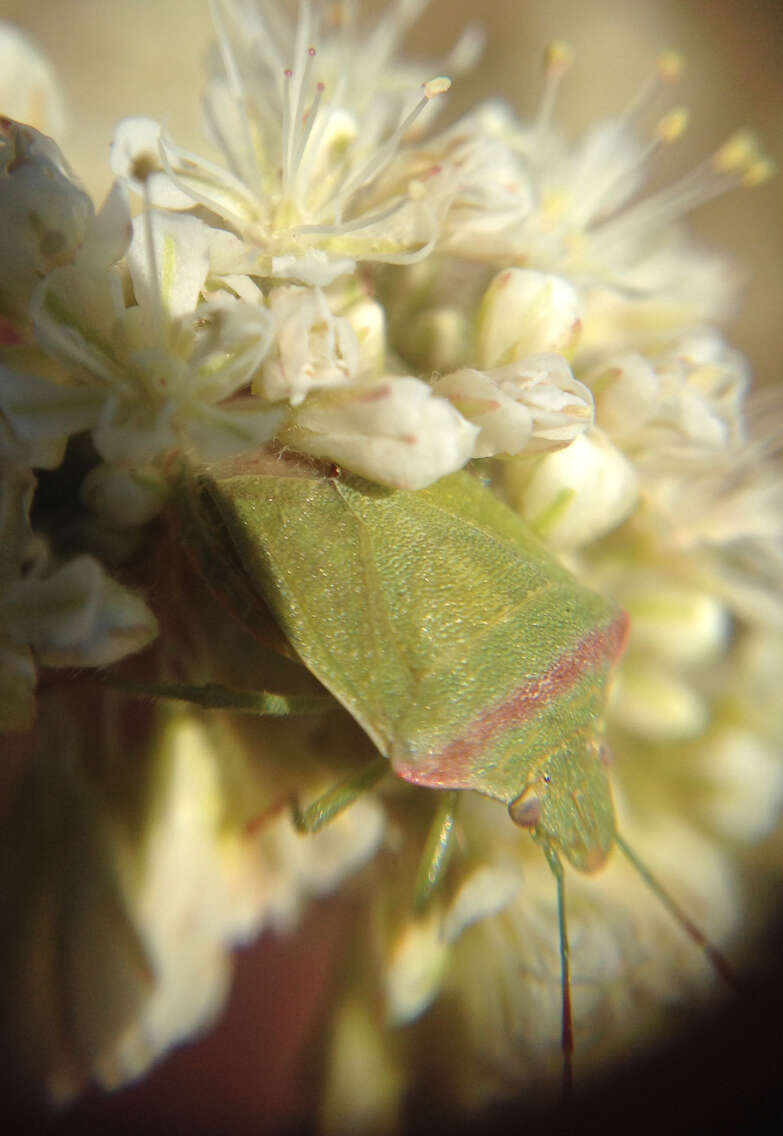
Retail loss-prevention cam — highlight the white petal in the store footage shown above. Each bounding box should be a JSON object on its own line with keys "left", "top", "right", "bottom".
{"left": 385, "top": 915, "right": 449, "bottom": 1027}
{"left": 283, "top": 377, "right": 479, "bottom": 489}
{"left": 79, "top": 180, "right": 133, "bottom": 270}
{"left": 442, "top": 866, "right": 521, "bottom": 945}
{"left": 127, "top": 211, "right": 210, "bottom": 321}
{"left": 186, "top": 402, "right": 283, "bottom": 462}
{"left": 431, "top": 367, "right": 533, "bottom": 457}
{"left": 5, "top": 555, "right": 157, "bottom": 666}
{"left": 0, "top": 22, "right": 65, "bottom": 137}
{"left": 0, "top": 365, "right": 101, "bottom": 446}
{"left": 272, "top": 250, "right": 357, "bottom": 288}
{"left": 433, "top": 356, "right": 593, "bottom": 458}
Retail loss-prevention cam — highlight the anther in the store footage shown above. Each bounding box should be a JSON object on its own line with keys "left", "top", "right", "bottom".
{"left": 545, "top": 40, "right": 574, "bottom": 78}
{"left": 714, "top": 129, "right": 757, "bottom": 173}
{"left": 423, "top": 76, "right": 452, "bottom": 100}
{"left": 655, "top": 107, "right": 689, "bottom": 144}
{"left": 657, "top": 50, "right": 685, "bottom": 83}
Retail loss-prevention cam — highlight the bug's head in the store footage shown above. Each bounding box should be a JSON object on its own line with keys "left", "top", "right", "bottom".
{"left": 507, "top": 740, "right": 615, "bottom": 874}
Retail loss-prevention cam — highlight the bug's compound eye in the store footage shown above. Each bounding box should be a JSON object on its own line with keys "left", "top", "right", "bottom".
{"left": 508, "top": 785, "right": 543, "bottom": 828}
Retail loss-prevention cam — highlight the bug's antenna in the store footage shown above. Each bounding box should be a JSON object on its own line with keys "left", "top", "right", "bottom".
{"left": 540, "top": 839, "right": 574, "bottom": 1099}
{"left": 615, "top": 832, "right": 738, "bottom": 991}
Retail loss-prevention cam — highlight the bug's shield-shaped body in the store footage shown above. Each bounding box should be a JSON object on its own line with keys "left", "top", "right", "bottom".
{"left": 182, "top": 452, "right": 628, "bottom": 875}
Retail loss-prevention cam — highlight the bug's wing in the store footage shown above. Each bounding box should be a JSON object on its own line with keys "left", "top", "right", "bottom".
{"left": 194, "top": 454, "right": 625, "bottom": 820}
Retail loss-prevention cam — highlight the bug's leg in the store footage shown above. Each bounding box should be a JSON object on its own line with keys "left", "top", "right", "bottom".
{"left": 106, "top": 679, "right": 334, "bottom": 717}
{"left": 615, "top": 832, "right": 737, "bottom": 991}
{"left": 291, "top": 754, "right": 389, "bottom": 834}
{"left": 539, "top": 838, "right": 574, "bottom": 1100}
{"left": 413, "top": 790, "right": 459, "bottom": 912}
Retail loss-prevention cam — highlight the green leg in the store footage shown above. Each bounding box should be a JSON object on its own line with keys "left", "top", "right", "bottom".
{"left": 291, "top": 754, "right": 389, "bottom": 834}
{"left": 540, "top": 839, "right": 574, "bottom": 1100}
{"left": 108, "top": 679, "right": 334, "bottom": 717}
{"left": 414, "top": 791, "right": 459, "bottom": 912}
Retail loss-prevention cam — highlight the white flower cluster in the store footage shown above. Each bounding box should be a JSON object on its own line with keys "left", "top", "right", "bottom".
{"left": 0, "top": 2, "right": 780, "bottom": 1128}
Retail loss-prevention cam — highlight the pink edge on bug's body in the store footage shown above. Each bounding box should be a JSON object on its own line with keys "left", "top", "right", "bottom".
{"left": 393, "top": 610, "right": 629, "bottom": 790}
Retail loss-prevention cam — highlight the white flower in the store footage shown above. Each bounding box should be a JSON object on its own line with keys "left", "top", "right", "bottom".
{"left": 431, "top": 355, "right": 593, "bottom": 457}
{"left": 590, "top": 329, "right": 749, "bottom": 465}
{"left": 108, "top": 1, "right": 470, "bottom": 282}
{"left": 280, "top": 375, "right": 479, "bottom": 489}
{"left": 16, "top": 204, "right": 280, "bottom": 480}
{"left": 438, "top": 48, "right": 772, "bottom": 337}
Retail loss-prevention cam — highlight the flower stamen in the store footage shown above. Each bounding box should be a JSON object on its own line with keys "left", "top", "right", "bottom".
{"left": 534, "top": 41, "right": 574, "bottom": 150}
{"left": 332, "top": 75, "right": 451, "bottom": 222}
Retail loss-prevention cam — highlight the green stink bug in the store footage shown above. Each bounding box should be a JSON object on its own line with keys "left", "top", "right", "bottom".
{"left": 172, "top": 447, "right": 733, "bottom": 1088}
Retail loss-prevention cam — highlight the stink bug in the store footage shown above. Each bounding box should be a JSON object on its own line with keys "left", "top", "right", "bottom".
{"left": 171, "top": 448, "right": 734, "bottom": 1089}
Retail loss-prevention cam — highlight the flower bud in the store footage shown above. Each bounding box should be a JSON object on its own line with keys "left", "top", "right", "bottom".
{"left": 591, "top": 352, "right": 659, "bottom": 440}
{"left": 343, "top": 295, "right": 387, "bottom": 376}
{"left": 621, "top": 583, "right": 730, "bottom": 668}
{"left": 432, "top": 354, "right": 593, "bottom": 457}
{"left": 505, "top": 429, "right": 638, "bottom": 549}
{"left": 476, "top": 268, "right": 582, "bottom": 368}
{"left": 0, "top": 119, "right": 93, "bottom": 322}
{"left": 700, "top": 728, "right": 783, "bottom": 842}
{"left": 255, "top": 286, "right": 360, "bottom": 406}
{"left": 610, "top": 659, "right": 708, "bottom": 741}
{"left": 80, "top": 464, "right": 170, "bottom": 528}
{"left": 281, "top": 377, "right": 479, "bottom": 489}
